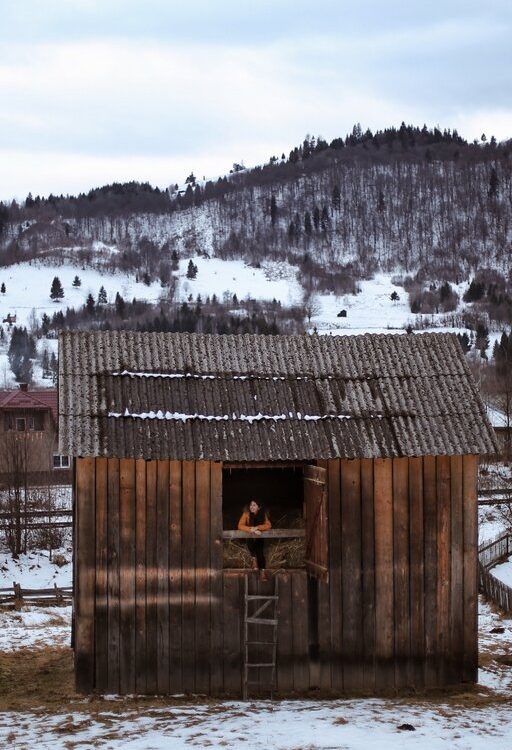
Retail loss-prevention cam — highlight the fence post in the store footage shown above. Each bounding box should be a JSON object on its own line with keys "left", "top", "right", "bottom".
{"left": 54, "top": 583, "right": 64, "bottom": 605}
{"left": 13, "top": 582, "right": 22, "bottom": 610}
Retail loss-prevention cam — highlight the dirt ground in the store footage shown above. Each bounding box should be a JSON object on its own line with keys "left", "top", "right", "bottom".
{"left": 0, "top": 644, "right": 511, "bottom": 717}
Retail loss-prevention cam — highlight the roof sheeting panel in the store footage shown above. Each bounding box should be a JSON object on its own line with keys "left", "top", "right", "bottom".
{"left": 58, "top": 331, "right": 498, "bottom": 460}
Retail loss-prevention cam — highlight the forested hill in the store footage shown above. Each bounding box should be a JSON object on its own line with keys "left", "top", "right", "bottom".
{"left": 1, "top": 123, "right": 511, "bottom": 286}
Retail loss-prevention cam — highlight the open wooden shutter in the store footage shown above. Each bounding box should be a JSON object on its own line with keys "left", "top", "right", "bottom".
{"left": 304, "top": 465, "right": 328, "bottom": 582}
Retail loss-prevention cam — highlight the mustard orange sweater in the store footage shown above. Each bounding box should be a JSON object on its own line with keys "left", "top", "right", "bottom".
{"left": 237, "top": 511, "right": 271, "bottom": 532}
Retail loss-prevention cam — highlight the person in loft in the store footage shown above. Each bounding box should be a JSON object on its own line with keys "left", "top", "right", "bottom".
{"left": 238, "top": 499, "right": 271, "bottom": 577}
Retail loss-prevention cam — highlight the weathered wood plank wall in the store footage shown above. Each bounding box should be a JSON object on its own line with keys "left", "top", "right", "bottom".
{"left": 74, "top": 454, "right": 478, "bottom": 695}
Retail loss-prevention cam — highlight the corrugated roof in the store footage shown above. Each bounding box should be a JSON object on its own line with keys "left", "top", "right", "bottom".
{"left": 0, "top": 388, "right": 58, "bottom": 423}
{"left": 58, "top": 331, "right": 498, "bottom": 460}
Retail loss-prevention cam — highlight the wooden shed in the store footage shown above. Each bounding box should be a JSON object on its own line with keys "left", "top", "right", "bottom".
{"left": 59, "top": 330, "right": 497, "bottom": 696}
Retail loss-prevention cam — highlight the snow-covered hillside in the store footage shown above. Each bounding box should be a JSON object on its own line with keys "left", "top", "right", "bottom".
{"left": 0, "top": 261, "right": 163, "bottom": 329}
{"left": 176, "top": 257, "right": 303, "bottom": 305}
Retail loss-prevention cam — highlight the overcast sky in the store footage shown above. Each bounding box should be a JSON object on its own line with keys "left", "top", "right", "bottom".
{"left": 1, "top": 0, "right": 511, "bottom": 201}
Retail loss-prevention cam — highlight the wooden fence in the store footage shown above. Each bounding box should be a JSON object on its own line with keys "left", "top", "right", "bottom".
{"left": 478, "top": 532, "right": 512, "bottom": 612}
{"left": 0, "top": 582, "right": 72, "bottom": 607}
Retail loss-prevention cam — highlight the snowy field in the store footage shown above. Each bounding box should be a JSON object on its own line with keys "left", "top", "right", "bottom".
{"left": 176, "top": 257, "right": 303, "bottom": 305}
{"left": 310, "top": 275, "right": 508, "bottom": 357}
{"left": 0, "top": 260, "right": 164, "bottom": 330}
{"left": 313, "top": 274, "right": 416, "bottom": 334}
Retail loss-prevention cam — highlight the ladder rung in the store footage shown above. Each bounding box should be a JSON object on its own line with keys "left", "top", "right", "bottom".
{"left": 246, "top": 618, "right": 277, "bottom": 625}
{"left": 247, "top": 663, "right": 275, "bottom": 668}
{"left": 246, "top": 595, "right": 278, "bottom": 600}
{"left": 246, "top": 680, "right": 275, "bottom": 685}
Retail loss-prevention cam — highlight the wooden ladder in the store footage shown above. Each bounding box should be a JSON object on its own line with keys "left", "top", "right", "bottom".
{"left": 243, "top": 575, "right": 279, "bottom": 700}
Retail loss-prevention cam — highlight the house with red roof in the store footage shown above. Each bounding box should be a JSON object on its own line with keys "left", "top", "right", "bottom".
{"left": 0, "top": 384, "right": 71, "bottom": 486}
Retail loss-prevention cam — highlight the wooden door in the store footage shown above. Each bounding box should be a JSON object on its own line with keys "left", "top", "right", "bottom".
{"left": 304, "top": 465, "right": 328, "bottom": 582}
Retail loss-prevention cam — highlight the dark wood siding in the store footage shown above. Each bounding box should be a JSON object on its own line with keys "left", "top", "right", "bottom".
{"left": 74, "top": 454, "right": 479, "bottom": 695}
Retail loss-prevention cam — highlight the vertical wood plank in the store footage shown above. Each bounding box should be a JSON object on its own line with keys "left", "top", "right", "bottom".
{"left": 393, "top": 457, "right": 410, "bottom": 689}
{"left": 75, "top": 458, "right": 96, "bottom": 692}
{"left": 119, "top": 458, "right": 136, "bottom": 694}
{"left": 222, "top": 572, "right": 241, "bottom": 695}
{"left": 361, "top": 458, "right": 375, "bottom": 692}
{"left": 374, "top": 458, "right": 394, "bottom": 690}
{"left": 315, "top": 460, "right": 331, "bottom": 690}
{"left": 463, "top": 455, "right": 478, "bottom": 683}
{"left": 181, "top": 460, "right": 196, "bottom": 693}
{"left": 423, "top": 455, "right": 437, "bottom": 687}
{"left": 94, "top": 457, "right": 108, "bottom": 692}
{"left": 327, "top": 459, "right": 343, "bottom": 690}
{"left": 134, "top": 459, "right": 147, "bottom": 694}
{"left": 276, "top": 571, "right": 293, "bottom": 693}
{"left": 450, "top": 455, "right": 464, "bottom": 684}
{"left": 317, "top": 578, "right": 332, "bottom": 690}
{"left": 408, "top": 457, "right": 424, "bottom": 689}
{"left": 423, "top": 456, "right": 438, "bottom": 687}
{"left": 341, "top": 459, "right": 363, "bottom": 691}
{"left": 292, "top": 572, "right": 309, "bottom": 691}
{"left": 436, "top": 455, "right": 451, "bottom": 685}
{"left": 145, "top": 460, "right": 158, "bottom": 694}
{"left": 209, "top": 461, "right": 223, "bottom": 694}
{"left": 107, "top": 458, "right": 120, "bottom": 693}
{"left": 169, "top": 460, "right": 183, "bottom": 694}
{"left": 195, "top": 461, "right": 211, "bottom": 694}
{"left": 156, "top": 460, "right": 170, "bottom": 693}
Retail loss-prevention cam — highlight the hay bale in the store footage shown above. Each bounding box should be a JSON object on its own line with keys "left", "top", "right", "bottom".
{"left": 223, "top": 536, "right": 305, "bottom": 569}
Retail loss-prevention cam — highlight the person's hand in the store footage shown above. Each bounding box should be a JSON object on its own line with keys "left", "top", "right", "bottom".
{"left": 253, "top": 528, "right": 262, "bottom": 536}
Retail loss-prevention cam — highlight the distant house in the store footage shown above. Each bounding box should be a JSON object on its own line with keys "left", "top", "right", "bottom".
{"left": 0, "top": 384, "right": 71, "bottom": 486}
{"left": 337, "top": 309, "right": 347, "bottom": 318}
{"left": 486, "top": 405, "right": 511, "bottom": 459}
{"left": 60, "top": 331, "right": 497, "bottom": 696}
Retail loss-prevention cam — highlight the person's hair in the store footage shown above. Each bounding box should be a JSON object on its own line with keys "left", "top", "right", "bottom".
{"left": 246, "top": 499, "right": 263, "bottom": 513}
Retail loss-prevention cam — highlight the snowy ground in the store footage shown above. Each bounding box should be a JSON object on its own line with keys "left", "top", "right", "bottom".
{"left": 0, "top": 595, "right": 511, "bottom": 750}
{"left": 0, "top": 544, "right": 72, "bottom": 591}
{"left": 0, "top": 507, "right": 511, "bottom": 747}
{"left": 175, "top": 257, "right": 303, "bottom": 306}
{"left": 2, "top": 687, "right": 512, "bottom": 750}
{"left": 0, "top": 605, "right": 71, "bottom": 651}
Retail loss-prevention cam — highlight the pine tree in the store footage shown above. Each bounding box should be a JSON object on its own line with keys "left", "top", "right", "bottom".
{"left": 304, "top": 212, "right": 312, "bottom": 236}
{"left": 488, "top": 168, "right": 499, "bottom": 198}
{"left": 50, "top": 276, "right": 64, "bottom": 301}
{"left": 50, "top": 352, "right": 58, "bottom": 383}
{"left": 186, "top": 260, "right": 198, "bottom": 279}
{"left": 270, "top": 195, "right": 277, "bottom": 227}
{"left": 86, "top": 293, "right": 95, "bottom": 315}
{"left": 332, "top": 185, "right": 341, "bottom": 211}
{"left": 97, "top": 285, "right": 108, "bottom": 304}
{"left": 72, "top": 275, "right": 81, "bottom": 287}
{"left": 115, "top": 292, "right": 125, "bottom": 317}
{"left": 7, "top": 326, "right": 36, "bottom": 382}
{"left": 0, "top": 282, "right": 5, "bottom": 294}
{"left": 313, "top": 206, "right": 320, "bottom": 231}
{"left": 40, "top": 313, "right": 50, "bottom": 336}
{"left": 475, "top": 323, "right": 490, "bottom": 358}
{"left": 456, "top": 332, "right": 471, "bottom": 354}
{"left": 42, "top": 348, "right": 50, "bottom": 378}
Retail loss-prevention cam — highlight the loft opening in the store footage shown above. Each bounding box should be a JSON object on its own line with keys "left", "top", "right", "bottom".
{"left": 221, "top": 463, "right": 328, "bottom": 580}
